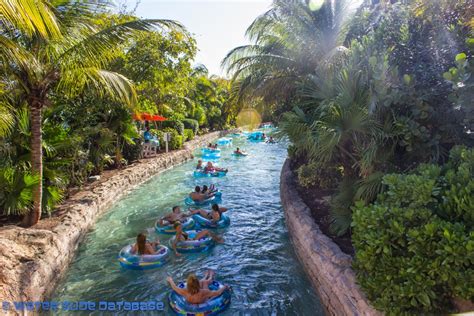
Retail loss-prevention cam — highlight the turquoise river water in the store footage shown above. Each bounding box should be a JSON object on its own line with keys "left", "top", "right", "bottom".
{"left": 53, "top": 133, "right": 322, "bottom": 315}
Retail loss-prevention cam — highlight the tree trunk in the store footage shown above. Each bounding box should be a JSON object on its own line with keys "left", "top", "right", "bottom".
{"left": 23, "top": 105, "right": 43, "bottom": 227}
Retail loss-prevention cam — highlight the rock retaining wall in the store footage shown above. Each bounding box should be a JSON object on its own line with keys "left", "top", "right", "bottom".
{"left": 0, "top": 131, "right": 225, "bottom": 308}
{"left": 280, "top": 159, "right": 381, "bottom": 316}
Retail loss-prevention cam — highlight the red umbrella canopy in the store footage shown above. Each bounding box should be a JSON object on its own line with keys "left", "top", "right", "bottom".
{"left": 142, "top": 113, "right": 152, "bottom": 121}
{"left": 153, "top": 115, "right": 167, "bottom": 121}
{"left": 132, "top": 113, "right": 166, "bottom": 121}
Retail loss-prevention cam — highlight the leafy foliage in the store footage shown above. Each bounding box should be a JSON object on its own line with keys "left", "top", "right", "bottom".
{"left": 0, "top": 167, "right": 39, "bottom": 216}
{"left": 352, "top": 146, "right": 474, "bottom": 314}
{"left": 273, "top": 0, "right": 472, "bottom": 236}
{"left": 223, "top": 0, "right": 356, "bottom": 114}
{"left": 162, "top": 120, "right": 185, "bottom": 136}
{"left": 296, "top": 161, "right": 341, "bottom": 190}
{"left": 161, "top": 128, "right": 183, "bottom": 150}
{"left": 226, "top": 2, "right": 473, "bottom": 311}
{"left": 182, "top": 118, "right": 199, "bottom": 135}
{"left": 184, "top": 129, "right": 194, "bottom": 141}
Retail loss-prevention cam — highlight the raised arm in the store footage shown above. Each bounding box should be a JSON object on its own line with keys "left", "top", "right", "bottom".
{"left": 206, "top": 285, "right": 229, "bottom": 300}
{"left": 167, "top": 277, "right": 187, "bottom": 296}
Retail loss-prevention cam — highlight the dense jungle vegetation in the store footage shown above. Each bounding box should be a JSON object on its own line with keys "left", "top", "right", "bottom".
{"left": 224, "top": 0, "right": 473, "bottom": 313}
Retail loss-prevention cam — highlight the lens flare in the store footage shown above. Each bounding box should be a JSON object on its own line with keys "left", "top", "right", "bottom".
{"left": 236, "top": 108, "right": 261, "bottom": 130}
{"left": 308, "top": 0, "right": 324, "bottom": 11}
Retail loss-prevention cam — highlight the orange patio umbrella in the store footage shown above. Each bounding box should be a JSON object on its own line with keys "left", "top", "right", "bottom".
{"left": 152, "top": 115, "right": 167, "bottom": 121}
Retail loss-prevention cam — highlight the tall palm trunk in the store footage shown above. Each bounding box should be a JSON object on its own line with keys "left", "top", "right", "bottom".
{"left": 23, "top": 103, "right": 43, "bottom": 226}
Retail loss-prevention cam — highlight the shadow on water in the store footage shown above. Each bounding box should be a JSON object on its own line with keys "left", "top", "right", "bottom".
{"left": 52, "top": 134, "right": 323, "bottom": 315}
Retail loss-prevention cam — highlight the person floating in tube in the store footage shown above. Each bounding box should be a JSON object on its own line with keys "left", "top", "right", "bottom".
{"left": 157, "top": 206, "right": 191, "bottom": 226}
{"left": 131, "top": 233, "right": 161, "bottom": 255}
{"left": 266, "top": 136, "right": 276, "bottom": 144}
{"left": 190, "top": 186, "right": 214, "bottom": 202}
{"left": 201, "top": 184, "right": 217, "bottom": 195}
{"left": 167, "top": 270, "right": 230, "bottom": 304}
{"left": 233, "top": 147, "right": 248, "bottom": 156}
{"left": 196, "top": 159, "right": 204, "bottom": 170}
{"left": 171, "top": 222, "right": 223, "bottom": 256}
{"left": 189, "top": 203, "right": 228, "bottom": 222}
{"left": 204, "top": 161, "right": 227, "bottom": 173}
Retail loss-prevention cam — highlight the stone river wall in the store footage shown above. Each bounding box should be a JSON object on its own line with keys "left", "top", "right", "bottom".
{"left": 280, "top": 159, "right": 381, "bottom": 316}
{"left": 0, "top": 131, "right": 226, "bottom": 308}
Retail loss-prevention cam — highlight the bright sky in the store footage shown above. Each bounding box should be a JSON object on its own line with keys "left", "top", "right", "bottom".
{"left": 130, "top": 0, "right": 273, "bottom": 77}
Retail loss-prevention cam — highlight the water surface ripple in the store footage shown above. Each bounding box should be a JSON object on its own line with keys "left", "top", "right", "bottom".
{"left": 53, "top": 136, "right": 322, "bottom": 315}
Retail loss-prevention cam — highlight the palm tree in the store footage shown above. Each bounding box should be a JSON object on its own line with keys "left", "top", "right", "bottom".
{"left": 222, "top": 0, "right": 354, "bottom": 106}
{"left": 0, "top": 0, "right": 61, "bottom": 39}
{"left": 278, "top": 40, "right": 399, "bottom": 235}
{"left": 0, "top": 1, "right": 185, "bottom": 226}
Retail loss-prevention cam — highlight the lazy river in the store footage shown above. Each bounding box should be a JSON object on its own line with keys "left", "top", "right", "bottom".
{"left": 53, "top": 134, "right": 323, "bottom": 315}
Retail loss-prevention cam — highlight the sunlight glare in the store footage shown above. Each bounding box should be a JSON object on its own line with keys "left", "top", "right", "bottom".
{"left": 308, "top": 0, "right": 324, "bottom": 11}
{"left": 236, "top": 108, "right": 262, "bottom": 130}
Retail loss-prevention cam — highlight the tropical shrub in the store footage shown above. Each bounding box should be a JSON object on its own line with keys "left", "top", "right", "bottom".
{"left": 0, "top": 167, "right": 39, "bottom": 216}
{"left": 352, "top": 146, "right": 474, "bottom": 314}
{"left": 0, "top": 2, "right": 237, "bottom": 223}
{"left": 162, "top": 120, "right": 185, "bottom": 136}
{"left": 162, "top": 128, "right": 183, "bottom": 150}
{"left": 287, "top": 145, "right": 299, "bottom": 161}
{"left": 193, "top": 106, "right": 207, "bottom": 126}
{"left": 122, "top": 138, "right": 143, "bottom": 163}
{"left": 330, "top": 177, "right": 357, "bottom": 236}
{"left": 182, "top": 118, "right": 199, "bottom": 135}
{"left": 184, "top": 129, "right": 194, "bottom": 141}
{"left": 296, "top": 162, "right": 341, "bottom": 190}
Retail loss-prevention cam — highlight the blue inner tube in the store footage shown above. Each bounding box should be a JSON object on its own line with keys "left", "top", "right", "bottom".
{"left": 193, "top": 170, "right": 227, "bottom": 178}
{"left": 216, "top": 138, "right": 232, "bottom": 145}
{"left": 185, "top": 192, "right": 222, "bottom": 206}
{"left": 232, "top": 152, "right": 248, "bottom": 157}
{"left": 170, "top": 230, "right": 214, "bottom": 253}
{"left": 155, "top": 217, "right": 195, "bottom": 235}
{"left": 169, "top": 281, "right": 231, "bottom": 316}
{"left": 193, "top": 213, "right": 230, "bottom": 229}
{"left": 201, "top": 148, "right": 221, "bottom": 155}
{"left": 118, "top": 244, "right": 170, "bottom": 270}
{"left": 247, "top": 131, "right": 266, "bottom": 141}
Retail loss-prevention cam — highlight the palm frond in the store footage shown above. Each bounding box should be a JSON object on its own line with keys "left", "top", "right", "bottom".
{"left": 354, "top": 171, "right": 384, "bottom": 203}
{"left": 0, "top": 100, "right": 14, "bottom": 137}
{"left": 0, "top": 0, "right": 61, "bottom": 39}
{"left": 58, "top": 68, "right": 137, "bottom": 106}
{"left": 59, "top": 19, "right": 186, "bottom": 70}
{"left": 329, "top": 176, "right": 357, "bottom": 236}
{"left": 0, "top": 36, "right": 40, "bottom": 81}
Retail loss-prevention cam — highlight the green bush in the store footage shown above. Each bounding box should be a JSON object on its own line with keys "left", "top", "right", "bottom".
{"left": 162, "top": 120, "right": 184, "bottom": 136}
{"left": 0, "top": 167, "right": 39, "bottom": 215}
{"left": 193, "top": 106, "right": 207, "bottom": 126}
{"left": 287, "top": 144, "right": 298, "bottom": 160}
{"left": 122, "top": 138, "right": 143, "bottom": 163}
{"left": 296, "top": 161, "right": 341, "bottom": 190}
{"left": 184, "top": 129, "right": 194, "bottom": 142}
{"left": 149, "top": 129, "right": 163, "bottom": 142}
{"left": 162, "top": 128, "right": 183, "bottom": 150}
{"left": 183, "top": 118, "right": 199, "bottom": 135}
{"left": 352, "top": 146, "right": 474, "bottom": 314}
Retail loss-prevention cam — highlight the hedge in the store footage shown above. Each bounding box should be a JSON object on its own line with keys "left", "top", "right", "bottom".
{"left": 184, "top": 129, "right": 194, "bottom": 141}
{"left": 161, "top": 128, "right": 183, "bottom": 150}
{"left": 352, "top": 146, "right": 474, "bottom": 314}
{"left": 162, "top": 120, "right": 184, "bottom": 136}
{"left": 122, "top": 138, "right": 142, "bottom": 163}
{"left": 183, "top": 118, "right": 199, "bottom": 135}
